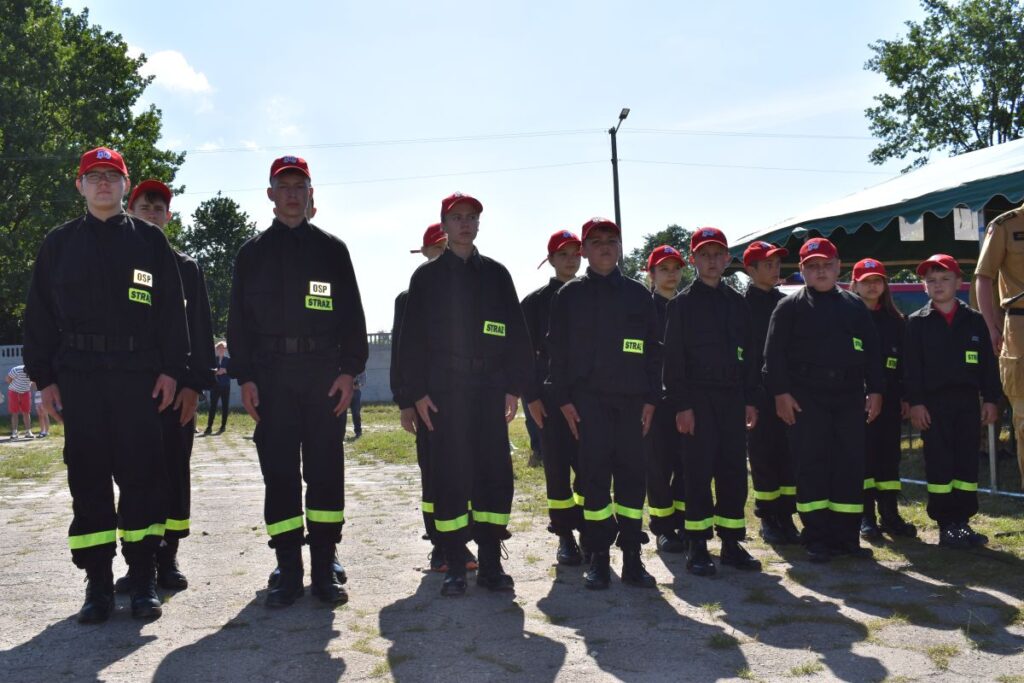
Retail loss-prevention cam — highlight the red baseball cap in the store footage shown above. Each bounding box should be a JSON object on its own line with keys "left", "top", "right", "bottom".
{"left": 852, "top": 258, "right": 887, "bottom": 281}
{"left": 78, "top": 147, "right": 128, "bottom": 177}
{"left": 440, "top": 192, "right": 483, "bottom": 220}
{"left": 916, "top": 253, "right": 963, "bottom": 278}
{"left": 410, "top": 223, "right": 447, "bottom": 253}
{"left": 742, "top": 240, "right": 789, "bottom": 267}
{"left": 270, "top": 155, "right": 310, "bottom": 181}
{"left": 646, "top": 245, "right": 685, "bottom": 271}
{"left": 690, "top": 227, "right": 729, "bottom": 253}
{"left": 538, "top": 229, "right": 581, "bottom": 268}
{"left": 128, "top": 179, "right": 172, "bottom": 209}
{"left": 799, "top": 237, "right": 839, "bottom": 263}
{"left": 580, "top": 217, "right": 620, "bottom": 242}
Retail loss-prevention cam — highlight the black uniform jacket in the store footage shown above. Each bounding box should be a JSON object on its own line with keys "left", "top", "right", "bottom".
{"left": 398, "top": 247, "right": 532, "bottom": 401}
{"left": 23, "top": 211, "right": 189, "bottom": 389}
{"left": 175, "top": 250, "right": 216, "bottom": 393}
{"left": 903, "top": 301, "right": 1001, "bottom": 406}
{"left": 871, "top": 307, "right": 905, "bottom": 399}
{"left": 390, "top": 290, "right": 412, "bottom": 409}
{"left": 663, "top": 279, "right": 759, "bottom": 413}
{"left": 227, "top": 219, "right": 368, "bottom": 385}
{"left": 546, "top": 266, "right": 662, "bottom": 408}
{"left": 764, "top": 286, "right": 884, "bottom": 397}
{"left": 521, "top": 277, "right": 568, "bottom": 403}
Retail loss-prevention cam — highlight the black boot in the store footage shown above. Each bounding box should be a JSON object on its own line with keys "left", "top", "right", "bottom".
{"left": 860, "top": 499, "right": 883, "bottom": 541}
{"left": 720, "top": 539, "right": 762, "bottom": 571}
{"left": 759, "top": 515, "right": 787, "bottom": 545}
{"left": 429, "top": 543, "right": 448, "bottom": 573}
{"left": 266, "top": 544, "right": 304, "bottom": 608}
{"left": 476, "top": 541, "right": 515, "bottom": 591}
{"left": 78, "top": 564, "right": 115, "bottom": 624}
{"left": 440, "top": 544, "right": 467, "bottom": 596}
{"left": 310, "top": 544, "right": 348, "bottom": 605}
{"left": 777, "top": 514, "right": 802, "bottom": 544}
{"left": 331, "top": 547, "right": 348, "bottom": 585}
{"left": 114, "top": 571, "right": 132, "bottom": 595}
{"left": 583, "top": 550, "right": 611, "bottom": 590}
{"left": 556, "top": 533, "right": 583, "bottom": 566}
{"left": 686, "top": 538, "right": 716, "bottom": 576}
{"left": 620, "top": 546, "right": 656, "bottom": 587}
{"left": 656, "top": 530, "right": 688, "bottom": 553}
{"left": 938, "top": 523, "right": 971, "bottom": 549}
{"left": 127, "top": 555, "right": 162, "bottom": 620}
{"left": 156, "top": 538, "right": 188, "bottom": 590}
{"left": 877, "top": 498, "right": 917, "bottom": 538}
{"left": 961, "top": 522, "right": 989, "bottom": 547}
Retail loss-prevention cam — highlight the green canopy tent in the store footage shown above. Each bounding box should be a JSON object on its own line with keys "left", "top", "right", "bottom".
{"left": 729, "top": 138, "right": 1024, "bottom": 275}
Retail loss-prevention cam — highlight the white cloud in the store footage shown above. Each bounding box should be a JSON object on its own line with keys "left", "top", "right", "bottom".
{"left": 241, "top": 140, "right": 260, "bottom": 151}
{"left": 197, "top": 141, "right": 222, "bottom": 152}
{"left": 140, "top": 50, "right": 213, "bottom": 94}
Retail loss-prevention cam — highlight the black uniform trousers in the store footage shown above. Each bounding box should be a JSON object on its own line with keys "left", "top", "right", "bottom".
{"left": 788, "top": 386, "right": 865, "bottom": 547}
{"left": 646, "top": 397, "right": 684, "bottom": 536}
{"left": 575, "top": 390, "right": 647, "bottom": 551}
{"left": 864, "top": 390, "right": 903, "bottom": 509}
{"left": 160, "top": 404, "right": 194, "bottom": 540}
{"left": 541, "top": 391, "right": 583, "bottom": 536}
{"left": 922, "top": 389, "right": 980, "bottom": 524}
{"left": 427, "top": 385, "right": 513, "bottom": 547}
{"left": 682, "top": 388, "right": 748, "bottom": 541}
{"left": 206, "top": 385, "right": 230, "bottom": 431}
{"left": 414, "top": 414, "right": 438, "bottom": 544}
{"left": 62, "top": 369, "right": 166, "bottom": 570}
{"left": 253, "top": 358, "right": 345, "bottom": 549}
{"left": 748, "top": 393, "right": 796, "bottom": 519}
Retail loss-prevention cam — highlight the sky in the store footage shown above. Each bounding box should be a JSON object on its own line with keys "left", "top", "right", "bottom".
{"left": 63, "top": 0, "right": 924, "bottom": 331}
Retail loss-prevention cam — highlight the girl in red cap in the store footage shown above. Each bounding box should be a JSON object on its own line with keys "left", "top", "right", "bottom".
{"left": 850, "top": 258, "right": 916, "bottom": 541}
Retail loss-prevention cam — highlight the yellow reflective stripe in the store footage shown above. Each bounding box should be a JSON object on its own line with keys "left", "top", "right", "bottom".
{"left": 267, "top": 515, "right": 304, "bottom": 537}
{"left": 119, "top": 523, "right": 165, "bottom": 543}
{"left": 863, "top": 478, "right": 877, "bottom": 490}
{"left": 648, "top": 505, "right": 676, "bottom": 518}
{"left": 779, "top": 486, "right": 797, "bottom": 496}
{"left": 165, "top": 518, "right": 190, "bottom": 531}
{"left": 952, "top": 479, "right": 978, "bottom": 492}
{"left": 875, "top": 480, "right": 901, "bottom": 491}
{"left": 753, "top": 488, "right": 781, "bottom": 501}
{"left": 673, "top": 500, "right": 686, "bottom": 511}
{"left": 472, "top": 510, "right": 510, "bottom": 526}
{"left": 828, "top": 501, "right": 863, "bottom": 514}
{"left": 435, "top": 513, "right": 470, "bottom": 532}
{"left": 614, "top": 503, "right": 643, "bottom": 520}
{"left": 714, "top": 515, "right": 745, "bottom": 529}
{"left": 928, "top": 482, "right": 953, "bottom": 494}
{"left": 685, "top": 517, "right": 714, "bottom": 531}
{"left": 306, "top": 508, "right": 344, "bottom": 524}
{"left": 68, "top": 530, "right": 117, "bottom": 550}
{"left": 796, "top": 499, "right": 829, "bottom": 513}
{"left": 584, "top": 504, "right": 614, "bottom": 521}
{"left": 573, "top": 492, "right": 586, "bottom": 506}
{"left": 421, "top": 501, "right": 435, "bottom": 513}
{"left": 548, "top": 497, "right": 577, "bottom": 510}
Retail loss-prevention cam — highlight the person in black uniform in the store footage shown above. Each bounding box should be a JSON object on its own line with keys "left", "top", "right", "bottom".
{"left": 664, "top": 228, "right": 761, "bottom": 576}
{"left": 547, "top": 217, "right": 660, "bottom": 590}
{"left": 206, "top": 341, "right": 231, "bottom": 434}
{"left": 522, "top": 229, "right": 584, "bottom": 566}
{"left": 643, "top": 245, "right": 688, "bottom": 554}
{"left": 398, "top": 192, "right": 533, "bottom": 597}
{"left": 905, "top": 254, "right": 1000, "bottom": 549}
{"left": 227, "top": 155, "right": 367, "bottom": 607}
{"left": 764, "top": 237, "right": 883, "bottom": 563}
{"left": 849, "top": 258, "right": 917, "bottom": 540}
{"left": 119, "top": 179, "right": 216, "bottom": 591}
{"left": 23, "top": 147, "right": 189, "bottom": 623}
{"left": 742, "top": 240, "right": 800, "bottom": 545}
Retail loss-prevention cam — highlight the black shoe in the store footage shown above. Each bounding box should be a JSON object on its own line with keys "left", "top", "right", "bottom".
{"left": 829, "top": 541, "right": 874, "bottom": 559}
{"left": 620, "top": 547, "right": 656, "bottom": 587}
{"left": 429, "top": 545, "right": 447, "bottom": 572}
{"left": 806, "top": 542, "right": 831, "bottom": 563}
{"left": 127, "top": 557, "right": 162, "bottom": 620}
{"left": 686, "top": 539, "right": 716, "bottom": 576}
{"left": 877, "top": 498, "right": 917, "bottom": 537}
{"left": 556, "top": 533, "right": 583, "bottom": 566}
{"left": 310, "top": 544, "right": 348, "bottom": 605}
{"left": 440, "top": 545, "right": 468, "bottom": 596}
{"left": 962, "top": 523, "right": 989, "bottom": 547}
{"left": 218, "top": 425, "right": 226, "bottom": 434}
{"left": 203, "top": 428, "right": 212, "bottom": 436}
{"left": 156, "top": 539, "right": 188, "bottom": 590}
{"left": 78, "top": 566, "right": 115, "bottom": 624}
{"left": 778, "top": 515, "right": 802, "bottom": 544}
{"left": 266, "top": 545, "right": 304, "bottom": 608}
{"left": 476, "top": 541, "right": 514, "bottom": 591}
{"left": 527, "top": 450, "right": 542, "bottom": 467}
{"left": 720, "top": 540, "right": 761, "bottom": 570}
{"left": 759, "top": 516, "right": 787, "bottom": 545}
{"left": 584, "top": 551, "right": 611, "bottom": 590}
{"left": 938, "top": 523, "right": 972, "bottom": 549}
{"left": 114, "top": 573, "right": 132, "bottom": 595}
{"left": 331, "top": 548, "right": 348, "bottom": 585}
{"left": 860, "top": 515, "right": 883, "bottom": 541}
{"left": 656, "top": 530, "right": 688, "bottom": 554}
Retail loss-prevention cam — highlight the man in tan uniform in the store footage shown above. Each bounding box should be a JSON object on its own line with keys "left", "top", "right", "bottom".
{"left": 975, "top": 205, "right": 1024, "bottom": 486}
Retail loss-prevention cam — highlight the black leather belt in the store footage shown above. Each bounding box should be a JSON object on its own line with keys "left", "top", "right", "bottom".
{"left": 63, "top": 333, "right": 148, "bottom": 352}
{"left": 257, "top": 335, "right": 338, "bottom": 354}
{"left": 1007, "top": 308, "right": 1024, "bottom": 316}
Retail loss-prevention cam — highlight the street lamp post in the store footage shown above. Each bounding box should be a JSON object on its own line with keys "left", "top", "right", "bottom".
{"left": 609, "top": 107, "right": 630, "bottom": 232}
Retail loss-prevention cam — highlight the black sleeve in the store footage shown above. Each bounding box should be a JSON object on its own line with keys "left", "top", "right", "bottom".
{"left": 520, "top": 291, "right": 542, "bottom": 403}
{"left": 740, "top": 298, "right": 760, "bottom": 406}
{"left": 22, "top": 235, "right": 60, "bottom": 390}
{"left": 643, "top": 294, "right": 663, "bottom": 405}
{"left": 333, "top": 241, "right": 368, "bottom": 377}
{"left": 903, "top": 317, "right": 925, "bottom": 406}
{"left": 662, "top": 296, "right": 690, "bottom": 413}
{"left": 181, "top": 259, "right": 217, "bottom": 392}
{"left": 764, "top": 296, "right": 794, "bottom": 397}
{"left": 545, "top": 287, "right": 572, "bottom": 408}
{"left": 860, "top": 307, "right": 884, "bottom": 395}
{"left": 226, "top": 243, "right": 256, "bottom": 385}
{"left": 977, "top": 317, "right": 1003, "bottom": 404}
{"left": 398, "top": 268, "right": 430, "bottom": 403}
{"left": 156, "top": 234, "right": 190, "bottom": 382}
{"left": 500, "top": 266, "right": 534, "bottom": 399}
{"left": 390, "top": 291, "right": 412, "bottom": 409}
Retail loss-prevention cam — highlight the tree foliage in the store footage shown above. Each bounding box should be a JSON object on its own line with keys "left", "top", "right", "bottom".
{"left": 865, "top": 0, "right": 1024, "bottom": 170}
{"left": 0, "top": 1, "right": 184, "bottom": 342}
{"left": 622, "top": 224, "right": 742, "bottom": 292}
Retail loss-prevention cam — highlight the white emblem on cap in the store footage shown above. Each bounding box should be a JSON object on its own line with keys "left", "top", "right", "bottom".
{"left": 702, "top": 229, "right": 715, "bottom": 237}
{"left": 759, "top": 242, "right": 771, "bottom": 248}
{"left": 864, "top": 259, "right": 876, "bottom": 268}
{"left": 807, "top": 241, "right": 820, "bottom": 251}
{"left": 282, "top": 155, "right": 298, "bottom": 163}
{"left": 562, "top": 231, "right": 572, "bottom": 238}
{"left": 97, "top": 150, "right": 111, "bottom": 160}
{"left": 664, "top": 246, "right": 676, "bottom": 254}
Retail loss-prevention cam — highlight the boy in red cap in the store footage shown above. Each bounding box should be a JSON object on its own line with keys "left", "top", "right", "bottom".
{"left": 23, "top": 147, "right": 189, "bottom": 622}
{"left": 522, "top": 230, "right": 584, "bottom": 566}
{"left": 743, "top": 240, "right": 800, "bottom": 545}
{"left": 904, "top": 254, "right": 1000, "bottom": 548}
{"left": 849, "top": 258, "right": 916, "bottom": 540}
{"left": 118, "top": 179, "right": 216, "bottom": 592}
{"left": 644, "top": 245, "right": 688, "bottom": 554}
{"left": 398, "top": 193, "right": 533, "bottom": 596}
{"left": 764, "top": 237, "right": 883, "bottom": 562}
{"left": 664, "top": 228, "right": 760, "bottom": 576}
{"left": 546, "top": 218, "right": 660, "bottom": 590}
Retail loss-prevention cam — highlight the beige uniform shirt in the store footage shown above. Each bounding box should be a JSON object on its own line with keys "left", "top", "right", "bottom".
{"left": 976, "top": 207, "right": 1024, "bottom": 310}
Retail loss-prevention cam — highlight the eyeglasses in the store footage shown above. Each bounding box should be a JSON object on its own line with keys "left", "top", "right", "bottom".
{"left": 83, "top": 171, "right": 125, "bottom": 184}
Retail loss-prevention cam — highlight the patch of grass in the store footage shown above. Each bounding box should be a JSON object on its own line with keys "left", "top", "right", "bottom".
{"left": 925, "top": 643, "right": 959, "bottom": 670}
{"left": 743, "top": 586, "right": 776, "bottom": 605}
{"left": 0, "top": 444, "right": 64, "bottom": 480}
{"left": 475, "top": 653, "right": 523, "bottom": 674}
{"left": 788, "top": 659, "right": 824, "bottom": 677}
{"left": 525, "top": 553, "right": 541, "bottom": 565}
{"left": 784, "top": 567, "right": 816, "bottom": 584}
{"left": 352, "top": 636, "right": 385, "bottom": 657}
{"left": 863, "top": 614, "right": 909, "bottom": 644}
{"left": 1006, "top": 606, "right": 1024, "bottom": 627}
{"left": 699, "top": 601, "right": 723, "bottom": 619}
{"left": 708, "top": 632, "right": 739, "bottom": 649}
{"left": 737, "top": 667, "right": 756, "bottom": 681}
{"left": 996, "top": 676, "right": 1024, "bottom": 683}
{"left": 881, "top": 676, "right": 914, "bottom": 683}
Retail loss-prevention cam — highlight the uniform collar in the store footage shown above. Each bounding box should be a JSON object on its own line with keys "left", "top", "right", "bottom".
{"left": 923, "top": 298, "right": 959, "bottom": 320}
{"left": 85, "top": 210, "right": 129, "bottom": 226}
{"left": 441, "top": 246, "right": 482, "bottom": 269}
{"left": 807, "top": 285, "right": 840, "bottom": 299}
{"left": 585, "top": 266, "right": 623, "bottom": 286}
{"left": 268, "top": 217, "right": 311, "bottom": 233}
{"left": 691, "top": 277, "right": 725, "bottom": 294}
{"left": 746, "top": 285, "right": 778, "bottom": 298}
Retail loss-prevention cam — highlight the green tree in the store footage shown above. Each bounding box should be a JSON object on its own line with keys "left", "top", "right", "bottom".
{"left": 178, "top": 194, "right": 258, "bottom": 337}
{"left": 0, "top": 1, "right": 184, "bottom": 343}
{"left": 622, "top": 224, "right": 743, "bottom": 292}
{"left": 865, "top": 0, "right": 1024, "bottom": 170}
